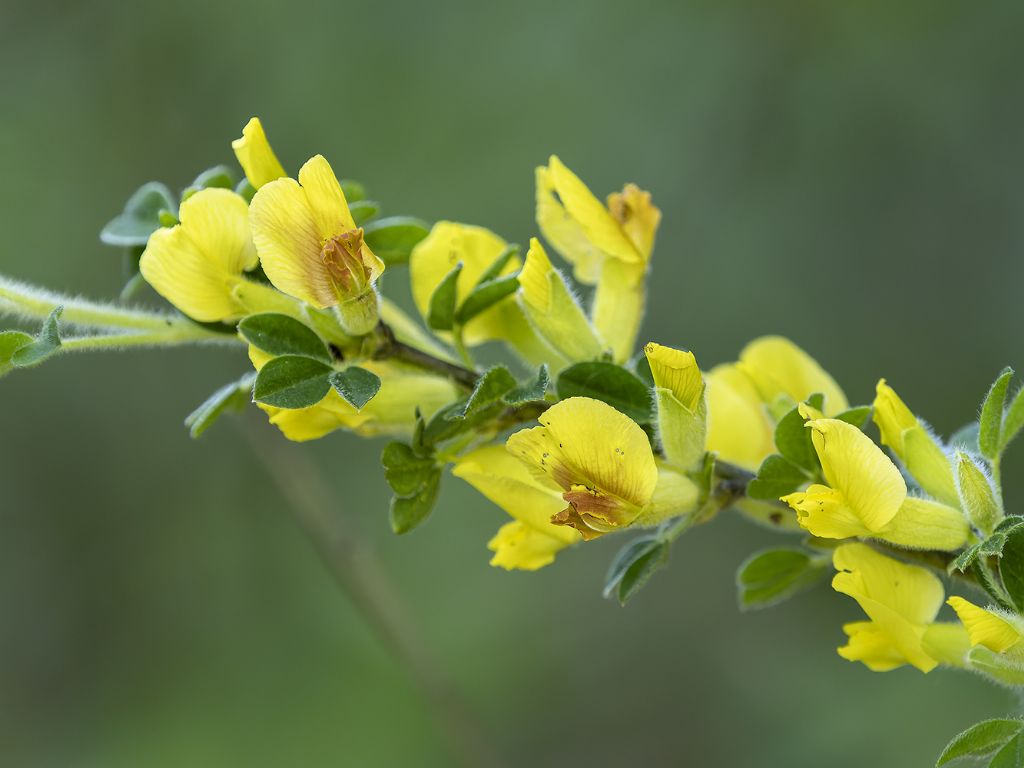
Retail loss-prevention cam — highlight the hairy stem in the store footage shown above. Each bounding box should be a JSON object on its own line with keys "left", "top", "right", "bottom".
{"left": 237, "top": 420, "right": 505, "bottom": 768}
{"left": 61, "top": 327, "right": 241, "bottom": 351}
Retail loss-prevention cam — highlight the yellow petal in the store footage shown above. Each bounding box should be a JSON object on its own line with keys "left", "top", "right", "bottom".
{"left": 738, "top": 336, "right": 849, "bottom": 416}
{"left": 546, "top": 156, "right": 641, "bottom": 265}
{"left": 452, "top": 445, "right": 576, "bottom": 542}
{"left": 592, "top": 258, "right": 646, "bottom": 362}
{"left": 232, "top": 117, "right": 287, "bottom": 189}
{"left": 507, "top": 397, "right": 658, "bottom": 513}
{"left": 873, "top": 379, "right": 916, "bottom": 455}
{"left": 535, "top": 165, "right": 604, "bottom": 284}
{"left": 296, "top": 155, "right": 356, "bottom": 239}
{"left": 633, "top": 465, "right": 700, "bottom": 526}
{"left": 947, "top": 597, "right": 1024, "bottom": 653}
{"left": 249, "top": 176, "right": 334, "bottom": 307}
{"left": 139, "top": 189, "right": 255, "bottom": 321}
{"left": 606, "top": 182, "right": 660, "bottom": 261}
{"left": 704, "top": 363, "right": 775, "bottom": 471}
{"left": 517, "top": 238, "right": 605, "bottom": 362}
{"left": 645, "top": 343, "right": 702, "bottom": 410}
{"left": 879, "top": 497, "right": 968, "bottom": 551}
{"left": 487, "top": 521, "right": 573, "bottom": 571}
{"left": 837, "top": 621, "right": 912, "bottom": 672}
{"left": 832, "top": 543, "right": 945, "bottom": 672}
{"left": 920, "top": 622, "right": 970, "bottom": 668}
{"left": 784, "top": 484, "right": 871, "bottom": 540}
{"left": 808, "top": 418, "right": 906, "bottom": 531}
{"left": 645, "top": 343, "right": 706, "bottom": 469}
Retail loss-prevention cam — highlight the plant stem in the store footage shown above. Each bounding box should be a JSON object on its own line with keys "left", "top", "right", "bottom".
{"left": 0, "top": 273, "right": 194, "bottom": 332}
{"left": 236, "top": 420, "right": 505, "bottom": 768}
{"left": 375, "top": 321, "right": 479, "bottom": 389}
{"left": 61, "top": 328, "right": 240, "bottom": 351}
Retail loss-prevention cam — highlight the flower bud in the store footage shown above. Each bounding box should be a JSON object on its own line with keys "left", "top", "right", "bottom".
{"left": 955, "top": 451, "right": 1002, "bottom": 535}
{"left": 644, "top": 342, "right": 706, "bottom": 470}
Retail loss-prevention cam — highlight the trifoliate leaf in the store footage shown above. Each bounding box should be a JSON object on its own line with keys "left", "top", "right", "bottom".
{"left": 390, "top": 468, "right": 441, "bottom": 534}
{"left": 556, "top": 362, "right": 653, "bottom": 425}
{"left": 381, "top": 442, "right": 438, "bottom": 497}
{"left": 736, "top": 549, "right": 826, "bottom": 610}
{"left": 238, "top": 313, "right": 331, "bottom": 363}
{"left": 935, "top": 719, "right": 1024, "bottom": 766}
{"left": 184, "top": 372, "right": 256, "bottom": 439}
{"left": 100, "top": 182, "right": 177, "bottom": 247}
{"left": 329, "top": 366, "right": 381, "bottom": 411}
{"left": 252, "top": 355, "right": 333, "bottom": 409}
{"left": 12, "top": 307, "right": 63, "bottom": 367}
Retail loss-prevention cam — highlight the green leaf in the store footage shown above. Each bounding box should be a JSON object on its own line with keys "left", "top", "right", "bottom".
{"left": 774, "top": 394, "right": 825, "bottom": 472}
{"left": 989, "top": 733, "right": 1024, "bottom": 768}
{"left": 235, "top": 179, "right": 256, "bottom": 203}
{"left": 12, "top": 307, "right": 63, "bottom": 367}
{"left": 556, "top": 361, "right": 654, "bottom": 424}
{"left": 390, "top": 468, "right": 441, "bottom": 534}
{"left": 736, "top": 549, "right": 826, "bottom": 610}
{"left": 505, "top": 364, "right": 550, "bottom": 405}
{"left": 836, "top": 405, "right": 873, "bottom": 429}
{"left": 747, "top": 455, "right": 809, "bottom": 501}
{"left": 329, "top": 366, "right": 381, "bottom": 410}
{"left": 427, "top": 262, "right": 462, "bottom": 331}
{"left": 999, "top": 526, "right": 1024, "bottom": 612}
{"left": 604, "top": 535, "right": 670, "bottom": 605}
{"left": 454, "top": 274, "right": 519, "bottom": 325}
{"left": 936, "top": 719, "right": 1024, "bottom": 766}
{"left": 100, "top": 182, "right": 177, "bottom": 247}
{"left": 252, "top": 355, "right": 333, "bottom": 409}
{"left": 456, "top": 365, "right": 517, "bottom": 419}
{"left": 182, "top": 165, "right": 236, "bottom": 200}
{"left": 1003, "top": 388, "right": 1024, "bottom": 454}
{"left": 184, "top": 372, "right": 256, "bottom": 439}
{"left": 362, "top": 216, "right": 430, "bottom": 265}
{"left": 0, "top": 330, "right": 32, "bottom": 377}
{"left": 349, "top": 199, "right": 380, "bottom": 225}
{"left": 340, "top": 179, "right": 367, "bottom": 202}
{"left": 475, "top": 243, "right": 520, "bottom": 285}
{"left": 980, "top": 367, "right": 1014, "bottom": 460}
{"left": 238, "top": 313, "right": 331, "bottom": 362}
{"left": 381, "top": 442, "right": 438, "bottom": 497}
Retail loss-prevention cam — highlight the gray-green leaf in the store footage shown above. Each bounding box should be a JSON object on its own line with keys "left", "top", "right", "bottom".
{"left": 238, "top": 313, "right": 332, "bottom": 363}
{"left": 505, "top": 364, "right": 550, "bottom": 405}
{"left": 362, "top": 216, "right": 430, "bottom": 265}
{"left": 381, "top": 442, "right": 438, "bottom": 497}
{"left": 12, "top": 306, "right": 63, "bottom": 367}
{"left": 604, "top": 535, "right": 670, "bottom": 605}
{"left": 184, "top": 372, "right": 256, "bottom": 438}
{"left": 329, "top": 366, "right": 381, "bottom": 410}
{"left": 390, "top": 468, "right": 441, "bottom": 534}
{"left": 0, "top": 330, "right": 33, "bottom": 377}
{"left": 427, "top": 262, "right": 462, "bottom": 331}
{"left": 556, "top": 361, "right": 653, "bottom": 424}
{"left": 747, "top": 455, "right": 810, "bottom": 501}
{"left": 349, "top": 199, "right": 380, "bottom": 226}
{"left": 454, "top": 274, "right": 519, "bottom": 325}
{"left": 936, "top": 719, "right": 1024, "bottom": 766}
{"left": 252, "top": 355, "right": 333, "bottom": 409}
{"left": 980, "top": 367, "right": 1014, "bottom": 460}
{"left": 101, "top": 182, "right": 177, "bottom": 247}
{"left": 736, "top": 549, "right": 826, "bottom": 610}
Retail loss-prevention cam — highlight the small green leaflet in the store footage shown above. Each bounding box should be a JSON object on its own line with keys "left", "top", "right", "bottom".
{"left": 454, "top": 274, "right": 519, "bottom": 325}
{"left": 747, "top": 455, "right": 810, "bottom": 501}
{"left": 0, "top": 330, "right": 33, "bottom": 377}
{"left": 185, "top": 372, "right": 256, "bottom": 439}
{"left": 505, "top": 364, "right": 550, "bottom": 405}
{"left": 556, "top": 361, "right": 653, "bottom": 424}
{"left": 980, "top": 367, "right": 1014, "bottom": 460}
{"left": 100, "top": 182, "right": 177, "bottom": 247}
{"left": 736, "top": 549, "right": 826, "bottom": 610}
{"left": 454, "top": 365, "right": 517, "bottom": 419}
{"left": 252, "top": 355, "right": 333, "bottom": 409}
{"left": 381, "top": 442, "right": 438, "bottom": 497}
{"left": 936, "top": 719, "right": 1024, "bottom": 766}
{"left": 427, "top": 262, "right": 462, "bottom": 331}
{"left": 340, "top": 179, "right": 367, "bottom": 202}
{"left": 604, "top": 534, "right": 670, "bottom": 606}
{"left": 349, "top": 199, "right": 380, "bottom": 226}
{"left": 181, "top": 165, "right": 236, "bottom": 201}
{"left": 238, "top": 313, "right": 332, "bottom": 363}
{"left": 11, "top": 307, "right": 63, "bottom": 368}
{"left": 362, "top": 217, "right": 430, "bottom": 265}
{"left": 773, "top": 393, "right": 825, "bottom": 472}
{"left": 329, "top": 366, "right": 381, "bottom": 411}
{"left": 476, "top": 244, "right": 520, "bottom": 285}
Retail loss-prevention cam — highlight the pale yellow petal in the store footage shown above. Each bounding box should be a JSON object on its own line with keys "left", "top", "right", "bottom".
{"left": 487, "top": 521, "right": 574, "bottom": 571}
{"left": 837, "top": 621, "right": 912, "bottom": 672}
{"left": 232, "top": 117, "right": 287, "bottom": 189}
{"left": 947, "top": 597, "right": 1024, "bottom": 653}
{"left": 833, "top": 542, "right": 944, "bottom": 627}
{"left": 645, "top": 343, "right": 702, "bottom": 410}
{"left": 809, "top": 419, "right": 906, "bottom": 532}
{"left": 784, "top": 485, "right": 871, "bottom": 540}
{"left": 249, "top": 176, "right": 335, "bottom": 307}
{"left": 873, "top": 379, "right": 916, "bottom": 455}
{"left": 592, "top": 258, "right": 646, "bottom": 362}
{"left": 738, "top": 336, "right": 849, "bottom": 415}
{"left": 920, "top": 622, "right": 971, "bottom": 668}
{"left": 633, "top": 465, "right": 700, "bottom": 526}
{"left": 705, "top": 363, "right": 775, "bottom": 471}
{"left": 535, "top": 165, "right": 604, "bottom": 284}
{"left": 296, "top": 154, "right": 356, "bottom": 239}
{"left": 880, "top": 497, "right": 969, "bottom": 551}
{"left": 606, "top": 182, "right": 660, "bottom": 261}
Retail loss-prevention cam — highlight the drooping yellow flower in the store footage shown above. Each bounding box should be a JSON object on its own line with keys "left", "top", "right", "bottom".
{"left": 535, "top": 156, "right": 660, "bottom": 362}
{"left": 947, "top": 597, "right": 1024, "bottom": 654}
{"left": 232, "top": 117, "right": 287, "bottom": 189}
{"left": 832, "top": 543, "right": 969, "bottom": 672}
{"left": 516, "top": 238, "right": 605, "bottom": 364}
{"left": 783, "top": 417, "right": 968, "bottom": 550}
{"left": 249, "top": 155, "right": 385, "bottom": 334}
{"left": 507, "top": 397, "right": 661, "bottom": 539}
{"left": 408, "top": 222, "right": 563, "bottom": 368}
{"left": 704, "top": 363, "right": 776, "bottom": 472}
{"left": 738, "top": 336, "right": 849, "bottom": 417}
{"left": 249, "top": 346, "right": 457, "bottom": 441}
{"left": 452, "top": 445, "right": 580, "bottom": 570}
{"left": 644, "top": 342, "right": 706, "bottom": 470}
{"left": 873, "top": 379, "right": 959, "bottom": 507}
{"left": 139, "top": 188, "right": 259, "bottom": 322}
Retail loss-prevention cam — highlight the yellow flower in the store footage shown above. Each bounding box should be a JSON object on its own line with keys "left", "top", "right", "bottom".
{"left": 516, "top": 239, "right": 605, "bottom": 363}
{"left": 873, "top": 379, "right": 959, "bottom": 506}
{"left": 452, "top": 445, "right": 580, "bottom": 570}
{"left": 139, "top": 188, "right": 258, "bottom": 322}
{"left": 232, "top": 117, "right": 287, "bottom": 189}
{"left": 408, "top": 222, "right": 563, "bottom": 368}
{"left": 506, "top": 397, "right": 660, "bottom": 539}
{"left": 832, "top": 543, "right": 969, "bottom": 672}
{"left": 782, "top": 418, "right": 968, "bottom": 550}
{"left": 535, "top": 156, "right": 660, "bottom": 362}
{"left": 644, "top": 342, "right": 706, "bottom": 470}
{"left": 249, "top": 155, "right": 385, "bottom": 334}
{"left": 704, "top": 363, "right": 775, "bottom": 471}
{"left": 947, "top": 597, "right": 1024, "bottom": 654}
{"left": 249, "top": 346, "right": 458, "bottom": 441}
{"left": 738, "top": 336, "right": 849, "bottom": 417}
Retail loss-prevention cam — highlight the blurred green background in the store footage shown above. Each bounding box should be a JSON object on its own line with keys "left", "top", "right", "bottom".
{"left": 3, "top": 1, "right": 1023, "bottom": 765}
